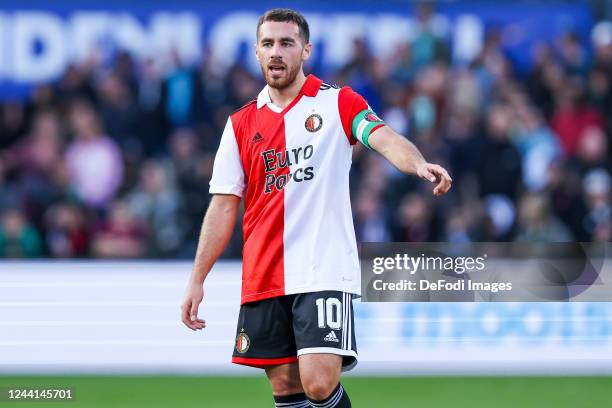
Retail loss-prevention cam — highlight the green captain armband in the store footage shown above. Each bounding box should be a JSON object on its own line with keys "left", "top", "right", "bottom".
{"left": 351, "top": 109, "right": 385, "bottom": 149}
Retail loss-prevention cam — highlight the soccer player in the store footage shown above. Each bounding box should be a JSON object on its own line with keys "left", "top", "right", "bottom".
{"left": 181, "top": 8, "right": 452, "bottom": 407}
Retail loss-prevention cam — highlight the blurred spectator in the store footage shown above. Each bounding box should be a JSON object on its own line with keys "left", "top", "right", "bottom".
{"left": 592, "top": 21, "right": 612, "bottom": 73}
{"left": 91, "top": 200, "right": 147, "bottom": 258}
{"left": 8, "top": 109, "right": 64, "bottom": 177}
{"left": 510, "top": 106, "right": 561, "bottom": 192}
{"left": 0, "top": 208, "right": 42, "bottom": 257}
{"left": 409, "top": 64, "right": 447, "bottom": 137}
{"left": 478, "top": 104, "right": 522, "bottom": 199}
{"left": 574, "top": 126, "right": 610, "bottom": 171}
{"left": 338, "top": 38, "right": 382, "bottom": 112}
{"left": 55, "top": 64, "right": 96, "bottom": 105}
{"left": 0, "top": 102, "right": 28, "bottom": 149}
{"left": 160, "top": 51, "right": 205, "bottom": 129}
{"left": 354, "top": 189, "right": 390, "bottom": 242}
{"left": 582, "top": 168, "right": 612, "bottom": 241}
{"left": 227, "top": 65, "right": 261, "bottom": 108}
{"left": 444, "top": 74, "right": 482, "bottom": 181}
{"left": 169, "top": 129, "right": 214, "bottom": 247}
{"left": 136, "top": 58, "right": 166, "bottom": 156}
{"left": 64, "top": 101, "right": 124, "bottom": 209}
{"left": 528, "top": 42, "right": 561, "bottom": 119}
{"left": 473, "top": 29, "right": 511, "bottom": 97}
{"left": 586, "top": 68, "right": 611, "bottom": 112}
{"left": 390, "top": 193, "right": 433, "bottom": 242}
{"left": 516, "top": 193, "right": 573, "bottom": 242}
{"left": 44, "top": 203, "right": 90, "bottom": 257}
{"left": 4, "top": 109, "right": 66, "bottom": 227}
{"left": 390, "top": 42, "right": 417, "bottom": 85}
{"left": 547, "top": 160, "right": 589, "bottom": 240}
{"left": 97, "top": 73, "right": 141, "bottom": 152}
{"left": 444, "top": 208, "right": 473, "bottom": 244}
{"left": 558, "top": 32, "right": 589, "bottom": 76}
{"left": 551, "top": 77, "right": 603, "bottom": 155}
{"left": 126, "top": 159, "right": 183, "bottom": 257}
{"left": 483, "top": 194, "right": 516, "bottom": 240}
{"left": 411, "top": 3, "right": 449, "bottom": 68}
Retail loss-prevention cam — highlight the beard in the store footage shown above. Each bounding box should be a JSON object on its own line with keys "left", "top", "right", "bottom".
{"left": 260, "top": 59, "right": 301, "bottom": 90}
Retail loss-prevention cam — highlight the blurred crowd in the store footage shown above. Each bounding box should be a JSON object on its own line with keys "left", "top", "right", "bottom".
{"left": 2, "top": 6, "right": 612, "bottom": 258}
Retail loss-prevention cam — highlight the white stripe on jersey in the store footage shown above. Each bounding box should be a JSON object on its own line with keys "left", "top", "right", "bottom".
{"left": 282, "top": 87, "right": 361, "bottom": 297}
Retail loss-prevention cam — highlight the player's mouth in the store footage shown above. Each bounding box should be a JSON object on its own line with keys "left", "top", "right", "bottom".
{"left": 268, "top": 64, "right": 286, "bottom": 75}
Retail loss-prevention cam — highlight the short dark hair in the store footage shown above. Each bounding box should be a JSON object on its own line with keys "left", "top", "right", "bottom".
{"left": 256, "top": 8, "right": 310, "bottom": 44}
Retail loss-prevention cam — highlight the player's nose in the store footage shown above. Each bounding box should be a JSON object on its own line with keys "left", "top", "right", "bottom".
{"left": 270, "top": 43, "right": 284, "bottom": 57}
{"left": 269, "top": 56, "right": 284, "bottom": 67}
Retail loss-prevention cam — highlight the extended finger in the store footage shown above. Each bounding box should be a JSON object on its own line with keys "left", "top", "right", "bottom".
{"left": 434, "top": 166, "right": 452, "bottom": 182}
{"left": 433, "top": 177, "right": 452, "bottom": 195}
{"left": 193, "top": 319, "right": 206, "bottom": 330}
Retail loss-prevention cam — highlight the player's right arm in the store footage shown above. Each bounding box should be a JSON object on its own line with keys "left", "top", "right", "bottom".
{"left": 181, "top": 117, "right": 245, "bottom": 331}
{"left": 181, "top": 194, "right": 241, "bottom": 330}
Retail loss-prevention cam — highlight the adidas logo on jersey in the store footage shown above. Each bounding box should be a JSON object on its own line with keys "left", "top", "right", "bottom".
{"left": 252, "top": 132, "right": 264, "bottom": 144}
{"left": 324, "top": 331, "right": 340, "bottom": 343}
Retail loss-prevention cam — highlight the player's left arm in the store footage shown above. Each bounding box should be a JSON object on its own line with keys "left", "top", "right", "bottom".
{"left": 369, "top": 126, "right": 452, "bottom": 196}
{"left": 338, "top": 86, "right": 452, "bottom": 196}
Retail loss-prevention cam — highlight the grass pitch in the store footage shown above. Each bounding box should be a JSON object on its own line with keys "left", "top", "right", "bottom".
{"left": 0, "top": 376, "right": 610, "bottom": 407}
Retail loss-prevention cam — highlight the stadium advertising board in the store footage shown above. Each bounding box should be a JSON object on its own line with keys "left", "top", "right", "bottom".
{"left": 1, "top": 261, "right": 610, "bottom": 374}
{"left": 0, "top": 1, "right": 592, "bottom": 98}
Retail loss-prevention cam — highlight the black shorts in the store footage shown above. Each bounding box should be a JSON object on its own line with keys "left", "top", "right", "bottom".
{"left": 232, "top": 290, "right": 357, "bottom": 372}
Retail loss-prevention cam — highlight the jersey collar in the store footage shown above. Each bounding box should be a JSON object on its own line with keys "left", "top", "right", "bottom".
{"left": 256, "top": 74, "right": 323, "bottom": 109}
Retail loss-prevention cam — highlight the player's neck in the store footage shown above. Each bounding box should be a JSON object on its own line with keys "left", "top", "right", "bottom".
{"left": 267, "top": 71, "right": 307, "bottom": 109}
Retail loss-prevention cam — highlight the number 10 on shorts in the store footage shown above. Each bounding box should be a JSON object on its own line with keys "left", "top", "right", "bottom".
{"left": 315, "top": 297, "right": 342, "bottom": 330}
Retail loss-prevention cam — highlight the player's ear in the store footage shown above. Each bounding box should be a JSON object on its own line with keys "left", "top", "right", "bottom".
{"left": 302, "top": 42, "right": 312, "bottom": 61}
{"left": 254, "top": 42, "right": 260, "bottom": 62}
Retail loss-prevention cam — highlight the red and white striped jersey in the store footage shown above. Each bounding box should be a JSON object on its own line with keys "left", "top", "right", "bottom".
{"left": 210, "top": 74, "right": 385, "bottom": 304}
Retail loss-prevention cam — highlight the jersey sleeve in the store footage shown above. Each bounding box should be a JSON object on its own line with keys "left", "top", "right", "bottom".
{"left": 338, "top": 86, "right": 386, "bottom": 149}
{"left": 209, "top": 117, "right": 246, "bottom": 197}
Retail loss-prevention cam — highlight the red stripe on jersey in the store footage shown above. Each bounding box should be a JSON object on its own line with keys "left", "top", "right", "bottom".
{"left": 301, "top": 74, "right": 323, "bottom": 96}
{"left": 338, "top": 86, "right": 369, "bottom": 145}
{"left": 231, "top": 104, "right": 288, "bottom": 304}
{"left": 275, "top": 94, "right": 303, "bottom": 115}
{"left": 228, "top": 75, "right": 325, "bottom": 305}
{"left": 232, "top": 355, "right": 298, "bottom": 368}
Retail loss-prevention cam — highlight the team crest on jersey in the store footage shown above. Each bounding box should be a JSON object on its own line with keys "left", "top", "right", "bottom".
{"left": 235, "top": 329, "right": 250, "bottom": 353}
{"left": 365, "top": 112, "right": 383, "bottom": 122}
{"left": 305, "top": 113, "right": 323, "bottom": 133}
